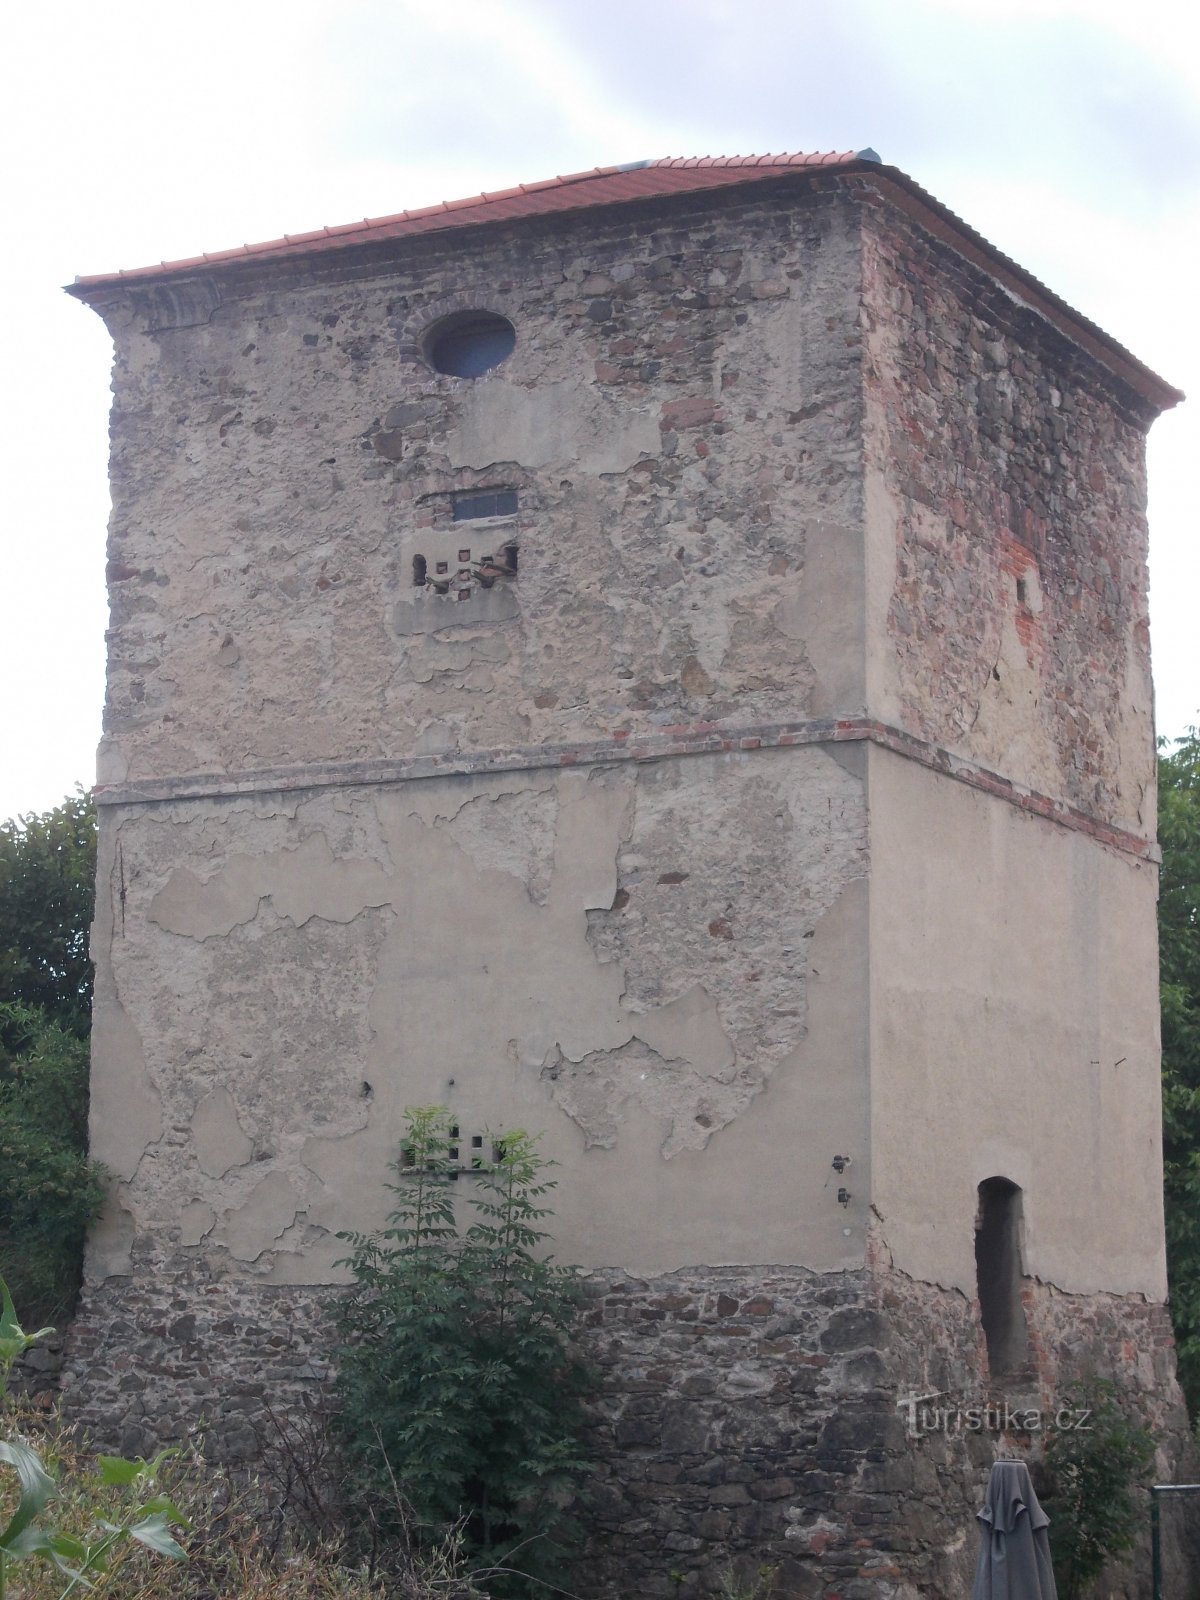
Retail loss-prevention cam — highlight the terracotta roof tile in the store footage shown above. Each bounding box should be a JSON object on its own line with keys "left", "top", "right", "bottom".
{"left": 66, "top": 149, "right": 1180, "bottom": 409}
{"left": 72, "top": 151, "right": 868, "bottom": 287}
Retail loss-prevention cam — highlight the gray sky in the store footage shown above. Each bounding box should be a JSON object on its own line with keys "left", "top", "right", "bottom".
{"left": 2, "top": 0, "right": 1196, "bottom": 820}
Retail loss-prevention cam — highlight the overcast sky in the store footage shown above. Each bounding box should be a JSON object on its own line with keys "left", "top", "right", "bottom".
{"left": 2, "top": 0, "right": 1196, "bottom": 821}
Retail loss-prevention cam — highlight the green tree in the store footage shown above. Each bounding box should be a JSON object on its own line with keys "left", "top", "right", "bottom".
{"left": 1159, "top": 727, "right": 1200, "bottom": 1415}
{"left": 334, "top": 1108, "right": 595, "bottom": 1597}
{"left": 0, "top": 1003, "right": 106, "bottom": 1325}
{"left": 0, "top": 791, "right": 102, "bottom": 1324}
{"left": 0, "top": 792, "right": 96, "bottom": 1046}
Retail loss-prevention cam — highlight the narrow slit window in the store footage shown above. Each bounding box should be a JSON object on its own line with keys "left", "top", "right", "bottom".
{"left": 975, "top": 1176, "right": 1031, "bottom": 1379}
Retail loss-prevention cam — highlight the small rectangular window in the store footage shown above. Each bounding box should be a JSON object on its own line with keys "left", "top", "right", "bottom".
{"left": 453, "top": 489, "right": 518, "bottom": 522}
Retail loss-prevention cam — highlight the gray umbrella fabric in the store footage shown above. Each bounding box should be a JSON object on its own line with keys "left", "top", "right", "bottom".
{"left": 971, "top": 1460, "right": 1058, "bottom": 1599}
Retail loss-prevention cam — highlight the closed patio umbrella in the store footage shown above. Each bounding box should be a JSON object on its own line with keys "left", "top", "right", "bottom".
{"left": 971, "top": 1459, "right": 1058, "bottom": 1599}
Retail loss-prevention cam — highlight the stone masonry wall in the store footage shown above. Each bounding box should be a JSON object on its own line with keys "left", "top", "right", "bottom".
{"left": 96, "top": 180, "right": 865, "bottom": 792}
{"left": 61, "top": 1256, "right": 1194, "bottom": 1599}
{"left": 860, "top": 182, "right": 1156, "bottom": 837}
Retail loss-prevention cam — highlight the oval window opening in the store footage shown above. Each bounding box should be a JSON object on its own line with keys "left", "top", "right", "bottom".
{"left": 426, "top": 312, "right": 516, "bottom": 378}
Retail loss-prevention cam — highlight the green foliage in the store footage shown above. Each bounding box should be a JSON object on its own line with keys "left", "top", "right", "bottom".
{"left": 1159, "top": 728, "right": 1200, "bottom": 1415}
{"left": 1036, "top": 1380, "right": 1156, "bottom": 1600}
{"left": 0, "top": 1003, "right": 106, "bottom": 1325}
{"left": 334, "top": 1107, "right": 595, "bottom": 1596}
{"left": 0, "top": 1275, "right": 188, "bottom": 1600}
{"left": 0, "top": 790, "right": 101, "bottom": 1326}
{"left": 0, "top": 793, "right": 96, "bottom": 1047}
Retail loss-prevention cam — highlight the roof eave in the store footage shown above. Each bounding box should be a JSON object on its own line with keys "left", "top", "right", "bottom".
{"left": 862, "top": 165, "right": 1183, "bottom": 415}
{"left": 66, "top": 159, "right": 1183, "bottom": 415}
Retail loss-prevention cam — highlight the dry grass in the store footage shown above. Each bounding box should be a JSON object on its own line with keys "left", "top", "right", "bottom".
{"left": 1, "top": 1403, "right": 484, "bottom": 1600}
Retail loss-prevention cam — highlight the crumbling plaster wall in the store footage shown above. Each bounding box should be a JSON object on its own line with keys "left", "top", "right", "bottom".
{"left": 96, "top": 182, "right": 867, "bottom": 791}
{"left": 88, "top": 744, "right": 869, "bottom": 1287}
{"left": 860, "top": 193, "right": 1156, "bottom": 837}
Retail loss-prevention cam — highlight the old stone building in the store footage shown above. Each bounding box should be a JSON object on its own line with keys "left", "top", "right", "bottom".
{"left": 66, "top": 151, "right": 1189, "bottom": 1595}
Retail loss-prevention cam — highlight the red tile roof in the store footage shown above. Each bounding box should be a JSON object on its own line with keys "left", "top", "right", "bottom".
{"left": 71, "top": 152, "right": 873, "bottom": 286}
{"left": 68, "top": 150, "right": 1180, "bottom": 410}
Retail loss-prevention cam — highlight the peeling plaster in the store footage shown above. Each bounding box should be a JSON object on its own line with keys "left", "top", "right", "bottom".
{"left": 446, "top": 380, "right": 660, "bottom": 474}
{"left": 90, "top": 823, "right": 162, "bottom": 1179}
{"left": 191, "top": 1087, "right": 253, "bottom": 1177}
{"left": 178, "top": 1201, "right": 216, "bottom": 1245}
{"left": 631, "top": 986, "right": 735, "bottom": 1082}
{"left": 91, "top": 747, "right": 870, "bottom": 1281}
{"left": 150, "top": 833, "right": 393, "bottom": 936}
{"left": 85, "top": 1199, "right": 136, "bottom": 1280}
{"left": 221, "top": 1170, "right": 303, "bottom": 1262}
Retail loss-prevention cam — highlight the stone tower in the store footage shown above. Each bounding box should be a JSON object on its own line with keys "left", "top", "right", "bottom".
{"left": 66, "top": 153, "right": 1189, "bottom": 1595}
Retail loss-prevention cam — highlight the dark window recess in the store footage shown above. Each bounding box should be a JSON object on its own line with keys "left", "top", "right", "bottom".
{"left": 412, "top": 554, "right": 427, "bottom": 586}
{"left": 975, "top": 1176, "right": 1031, "bottom": 1378}
{"left": 453, "top": 489, "right": 518, "bottom": 522}
{"left": 427, "top": 311, "right": 516, "bottom": 378}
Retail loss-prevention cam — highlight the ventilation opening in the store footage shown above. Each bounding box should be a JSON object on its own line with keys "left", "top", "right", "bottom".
{"left": 425, "top": 312, "right": 516, "bottom": 378}
{"left": 453, "top": 488, "right": 518, "bottom": 521}
{"left": 975, "top": 1176, "right": 1031, "bottom": 1379}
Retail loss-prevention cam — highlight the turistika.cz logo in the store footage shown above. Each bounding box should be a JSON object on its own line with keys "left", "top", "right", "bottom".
{"left": 897, "top": 1391, "right": 1093, "bottom": 1439}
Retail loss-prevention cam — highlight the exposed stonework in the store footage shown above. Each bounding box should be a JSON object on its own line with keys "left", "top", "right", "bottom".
{"left": 582, "top": 1260, "right": 1191, "bottom": 1599}
{"left": 61, "top": 1251, "right": 1192, "bottom": 1599}
{"left": 861, "top": 189, "right": 1156, "bottom": 837}
{"left": 92, "top": 183, "right": 865, "bottom": 792}
{"left": 65, "top": 159, "right": 1190, "bottom": 1596}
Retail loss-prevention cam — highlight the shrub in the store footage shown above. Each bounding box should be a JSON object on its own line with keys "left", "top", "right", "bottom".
{"left": 334, "top": 1107, "right": 595, "bottom": 1596}
{"left": 0, "top": 1004, "right": 106, "bottom": 1326}
{"left": 1035, "top": 1379, "right": 1156, "bottom": 1600}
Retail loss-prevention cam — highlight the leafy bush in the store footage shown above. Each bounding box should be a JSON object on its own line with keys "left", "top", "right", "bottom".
{"left": 0, "top": 788, "right": 101, "bottom": 1328}
{"left": 334, "top": 1107, "right": 595, "bottom": 1596}
{"left": 0, "top": 1004, "right": 106, "bottom": 1326}
{"left": 1036, "top": 1380, "right": 1156, "bottom": 1600}
{"left": 0, "top": 792, "right": 95, "bottom": 1045}
{"left": 1160, "top": 729, "right": 1200, "bottom": 1416}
